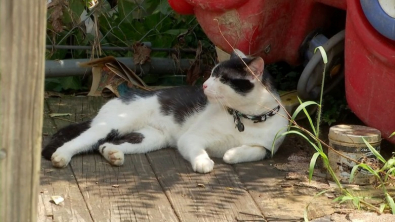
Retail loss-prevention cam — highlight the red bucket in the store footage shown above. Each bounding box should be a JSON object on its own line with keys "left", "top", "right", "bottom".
{"left": 345, "top": 0, "right": 395, "bottom": 143}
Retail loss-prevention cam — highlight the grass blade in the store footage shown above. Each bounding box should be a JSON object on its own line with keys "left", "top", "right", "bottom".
{"left": 350, "top": 165, "right": 359, "bottom": 183}
{"left": 290, "top": 101, "right": 319, "bottom": 123}
{"left": 380, "top": 203, "right": 386, "bottom": 213}
{"left": 281, "top": 130, "right": 320, "bottom": 151}
{"left": 309, "top": 152, "right": 320, "bottom": 181}
{"left": 297, "top": 97, "right": 317, "bottom": 135}
{"left": 389, "top": 132, "right": 395, "bottom": 138}
{"left": 356, "top": 163, "right": 380, "bottom": 178}
{"left": 362, "top": 137, "right": 385, "bottom": 163}
{"left": 385, "top": 193, "right": 395, "bottom": 214}
{"left": 304, "top": 208, "right": 309, "bottom": 222}
{"left": 334, "top": 195, "right": 354, "bottom": 204}
{"left": 385, "top": 168, "right": 395, "bottom": 181}
{"left": 271, "top": 127, "right": 288, "bottom": 156}
{"left": 314, "top": 46, "right": 328, "bottom": 64}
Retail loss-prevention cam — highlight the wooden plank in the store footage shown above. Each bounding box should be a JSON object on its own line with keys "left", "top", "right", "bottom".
{"left": 39, "top": 96, "right": 107, "bottom": 221}
{"left": 43, "top": 100, "right": 58, "bottom": 136}
{"left": 0, "top": 0, "right": 47, "bottom": 221}
{"left": 45, "top": 96, "right": 107, "bottom": 130}
{"left": 39, "top": 155, "right": 93, "bottom": 222}
{"left": 147, "top": 149, "right": 266, "bottom": 222}
{"left": 46, "top": 96, "right": 94, "bottom": 128}
{"left": 234, "top": 136, "right": 336, "bottom": 221}
{"left": 71, "top": 153, "right": 179, "bottom": 222}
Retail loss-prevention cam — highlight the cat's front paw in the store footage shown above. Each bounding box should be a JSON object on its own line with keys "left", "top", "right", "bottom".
{"left": 223, "top": 148, "right": 240, "bottom": 164}
{"left": 99, "top": 144, "right": 124, "bottom": 166}
{"left": 51, "top": 151, "right": 72, "bottom": 168}
{"left": 192, "top": 156, "right": 214, "bottom": 173}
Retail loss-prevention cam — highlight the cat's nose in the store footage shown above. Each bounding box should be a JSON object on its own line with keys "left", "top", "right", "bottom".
{"left": 203, "top": 84, "right": 207, "bottom": 89}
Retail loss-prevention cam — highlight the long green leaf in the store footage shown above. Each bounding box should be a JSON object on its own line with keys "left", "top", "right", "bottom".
{"left": 297, "top": 97, "right": 317, "bottom": 135}
{"left": 362, "top": 137, "right": 385, "bottom": 163}
{"left": 385, "top": 193, "right": 395, "bottom": 214}
{"left": 385, "top": 168, "right": 395, "bottom": 182}
{"left": 356, "top": 163, "right": 380, "bottom": 178}
{"left": 349, "top": 165, "right": 359, "bottom": 183}
{"left": 313, "top": 46, "right": 327, "bottom": 138}
{"left": 314, "top": 46, "right": 328, "bottom": 64}
{"left": 290, "top": 101, "right": 319, "bottom": 123}
{"left": 271, "top": 127, "right": 288, "bottom": 156}
{"left": 384, "top": 158, "right": 395, "bottom": 170}
{"left": 304, "top": 208, "right": 309, "bottom": 222}
{"left": 389, "top": 132, "right": 395, "bottom": 138}
{"left": 281, "top": 130, "right": 320, "bottom": 152}
{"left": 379, "top": 203, "right": 386, "bottom": 213}
{"left": 309, "top": 152, "right": 320, "bottom": 181}
{"left": 353, "top": 198, "right": 361, "bottom": 209}
{"left": 334, "top": 195, "right": 354, "bottom": 204}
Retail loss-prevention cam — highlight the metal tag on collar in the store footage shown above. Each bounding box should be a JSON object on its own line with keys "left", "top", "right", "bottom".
{"left": 233, "top": 113, "right": 245, "bottom": 132}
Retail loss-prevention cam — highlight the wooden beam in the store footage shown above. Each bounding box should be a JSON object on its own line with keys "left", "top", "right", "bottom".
{"left": 0, "top": 0, "right": 47, "bottom": 221}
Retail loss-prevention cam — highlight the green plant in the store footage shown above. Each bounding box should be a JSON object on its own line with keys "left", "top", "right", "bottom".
{"left": 272, "top": 47, "right": 394, "bottom": 221}
{"left": 45, "top": 0, "right": 215, "bottom": 92}
{"left": 347, "top": 134, "right": 395, "bottom": 214}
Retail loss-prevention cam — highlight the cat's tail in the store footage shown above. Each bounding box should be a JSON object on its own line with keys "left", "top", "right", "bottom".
{"left": 42, "top": 120, "right": 92, "bottom": 160}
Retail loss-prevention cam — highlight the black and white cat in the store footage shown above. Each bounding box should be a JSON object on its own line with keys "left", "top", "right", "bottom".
{"left": 42, "top": 50, "right": 289, "bottom": 173}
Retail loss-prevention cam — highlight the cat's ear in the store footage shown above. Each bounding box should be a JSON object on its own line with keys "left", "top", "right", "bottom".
{"left": 246, "top": 57, "right": 264, "bottom": 81}
{"left": 230, "top": 49, "right": 247, "bottom": 59}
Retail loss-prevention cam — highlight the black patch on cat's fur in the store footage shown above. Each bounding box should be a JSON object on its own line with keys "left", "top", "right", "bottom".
{"left": 42, "top": 120, "right": 92, "bottom": 160}
{"left": 92, "top": 130, "right": 145, "bottom": 150}
{"left": 95, "top": 130, "right": 144, "bottom": 147}
{"left": 261, "top": 69, "right": 276, "bottom": 94}
{"left": 158, "top": 86, "right": 207, "bottom": 124}
{"left": 119, "top": 88, "right": 157, "bottom": 103}
{"left": 219, "top": 75, "right": 254, "bottom": 94}
{"left": 212, "top": 57, "right": 275, "bottom": 95}
{"left": 113, "top": 132, "right": 144, "bottom": 144}
{"left": 212, "top": 58, "right": 255, "bottom": 94}
{"left": 42, "top": 121, "right": 145, "bottom": 160}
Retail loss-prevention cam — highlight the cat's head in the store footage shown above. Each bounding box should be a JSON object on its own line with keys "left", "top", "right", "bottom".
{"left": 203, "top": 50, "right": 276, "bottom": 111}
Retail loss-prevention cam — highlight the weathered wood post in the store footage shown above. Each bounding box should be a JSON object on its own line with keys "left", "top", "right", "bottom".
{"left": 0, "top": 0, "right": 47, "bottom": 221}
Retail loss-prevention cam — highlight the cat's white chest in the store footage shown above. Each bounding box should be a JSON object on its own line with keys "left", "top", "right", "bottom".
{"left": 181, "top": 105, "right": 245, "bottom": 157}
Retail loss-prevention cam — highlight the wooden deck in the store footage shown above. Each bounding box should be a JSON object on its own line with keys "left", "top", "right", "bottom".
{"left": 38, "top": 96, "right": 341, "bottom": 222}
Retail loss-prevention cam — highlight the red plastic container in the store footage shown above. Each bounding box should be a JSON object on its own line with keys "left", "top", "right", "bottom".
{"left": 168, "top": 0, "right": 343, "bottom": 65}
{"left": 345, "top": 0, "right": 395, "bottom": 143}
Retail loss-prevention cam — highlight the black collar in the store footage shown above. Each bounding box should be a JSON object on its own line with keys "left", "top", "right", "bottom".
{"left": 227, "top": 105, "right": 280, "bottom": 132}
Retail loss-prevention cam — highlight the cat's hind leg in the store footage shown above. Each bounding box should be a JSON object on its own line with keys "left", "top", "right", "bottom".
{"left": 98, "top": 127, "right": 168, "bottom": 166}
{"left": 51, "top": 124, "right": 114, "bottom": 168}
{"left": 223, "top": 145, "right": 267, "bottom": 164}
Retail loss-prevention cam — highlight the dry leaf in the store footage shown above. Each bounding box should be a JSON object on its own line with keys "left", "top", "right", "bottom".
{"left": 80, "top": 56, "right": 149, "bottom": 97}
{"left": 197, "top": 183, "right": 205, "bottom": 188}
{"left": 112, "top": 184, "right": 119, "bottom": 188}
{"left": 49, "top": 113, "right": 72, "bottom": 117}
{"left": 133, "top": 42, "right": 151, "bottom": 65}
{"left": 51, "top": 196, "right": 64, "bottom": 205}
{"left": 48, "top": 0, "right": 66, "bottom": 33}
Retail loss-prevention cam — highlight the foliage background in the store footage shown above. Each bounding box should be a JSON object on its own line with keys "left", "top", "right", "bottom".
{"left": 46, "top": 0, "right": 215, "bottom": 91}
